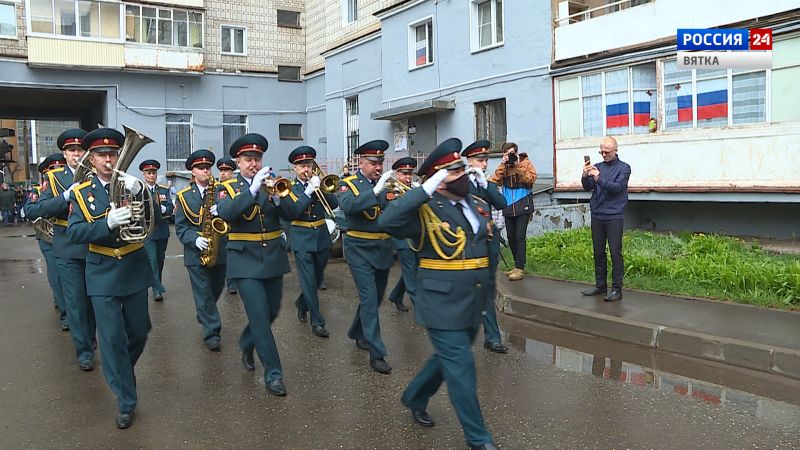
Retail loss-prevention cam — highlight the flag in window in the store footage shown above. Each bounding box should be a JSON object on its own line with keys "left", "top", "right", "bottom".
{"left": 605, "top": 102, "right": 651, "bottom": 128}
{"left": 678, "top": 89, "right": 728, "bottom": 122}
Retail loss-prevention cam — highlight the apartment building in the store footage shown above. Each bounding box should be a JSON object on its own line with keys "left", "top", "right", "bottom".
{"left": 550, "top": 0, "right": 800, "bottom": 238}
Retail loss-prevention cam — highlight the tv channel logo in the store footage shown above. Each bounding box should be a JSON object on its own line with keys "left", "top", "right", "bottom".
{"left": 676, "top": 28, "right": 772, "bottom": 70}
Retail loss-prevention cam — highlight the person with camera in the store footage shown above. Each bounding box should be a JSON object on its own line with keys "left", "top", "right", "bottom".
{"left": 491, "top": 142, "right": 537, "bottom": 281}
{"left": 581, "top": 136, "right": 631, "bottom": 302}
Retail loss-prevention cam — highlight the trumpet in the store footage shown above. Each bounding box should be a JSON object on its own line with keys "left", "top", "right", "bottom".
{"left": 264, "top": 177, "right": 292, "bottom": 198}
{"left": 311, "top": 161, "right": 339, "bottom": 218}
{"left": 384, "top": 174, "right": 419, "bottom": 196}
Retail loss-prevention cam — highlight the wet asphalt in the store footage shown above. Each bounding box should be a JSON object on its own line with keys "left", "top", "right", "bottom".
{"left": 0, "top": 226, "right": 798, "bottom": 449}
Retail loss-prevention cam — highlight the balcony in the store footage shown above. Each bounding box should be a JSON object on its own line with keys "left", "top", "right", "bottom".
{"left": 124, "top": 44, "right": 203, "bottom": 73}
{"left": 27, "top": 36, "right": 124, "bottom": 69}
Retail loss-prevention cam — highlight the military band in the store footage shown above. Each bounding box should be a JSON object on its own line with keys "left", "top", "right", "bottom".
{"left": 140, "top": 159, "right": 173, "bottom": 302}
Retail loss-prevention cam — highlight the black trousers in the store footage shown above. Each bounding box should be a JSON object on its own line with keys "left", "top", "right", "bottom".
{"left": 591, "top": 217, "right": 624, "bottom": 290}
{"left": 505, "top": 214, "right": 530, "bottom": 269}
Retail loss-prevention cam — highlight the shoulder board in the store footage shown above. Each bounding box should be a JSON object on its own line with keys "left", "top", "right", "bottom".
{"left": 343, "top": 175, "right": 358, "bottom": 182}
{"left": 177, "top": 186, "right": 192, "bottom": 196}
{"left": 220, "top": 179, "right": 238, "bottom": 198}
{"left": 342, "top": 177, "right": 360, "bottom": 196}
{"left": 51, "top": 167, "right": 66, "bottom": 174}
{"left": 158, "top": 184, "right": 169, "bottom": 190}
{"left": 46, "top": 171, "right": 62, "bottom": 195}
{"left": 75, "top": 180, "right": 92, "bottom": 192}
{"left": 470, "top": 194, "right": 488, "bottom": 205}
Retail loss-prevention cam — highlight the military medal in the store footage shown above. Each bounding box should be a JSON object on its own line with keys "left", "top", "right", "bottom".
{"left": 87, "top": 192, "right": 94, "bottom": 203}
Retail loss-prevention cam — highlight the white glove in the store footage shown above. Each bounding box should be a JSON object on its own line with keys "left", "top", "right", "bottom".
{"left": 249, "top": 166, "right": 272, "bottom": 197}
{"left": 422, "top": 169, "right": 449, "bottom": 196}
{"left": 411, "top": 181, "right": 421, "bottom": 188}
{"left": 160, "top": 204, "right": 167, "bottom": 214}
{"left": 62, "top": 182, "right": 79, "bottom": 201}
{"left": 195, "top": 236, "right": 210, "bottom": 251}
{"left": 122, "top": 174, "right": 143, "bottom": 196}
{"left": 373, "top": 170, "right": 394, "bottom": 195}
{"left": 209, "top": 204, "right": 218, "bottom": 216}
{"left": 472, "top": 169, "right": 488, "bottom": 189}
{"left": 304, "top": 175, "right": 320, "bottom": 197}
{"left": 107, "top": 205, "right": 132, "bottom": 230}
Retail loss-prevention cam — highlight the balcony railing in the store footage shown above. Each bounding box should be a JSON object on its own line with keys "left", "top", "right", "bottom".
{"left": 556, "top": 0, "right": 652, "bottom": 27}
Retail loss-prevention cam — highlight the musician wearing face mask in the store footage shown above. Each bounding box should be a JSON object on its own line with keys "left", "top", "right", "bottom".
{"left": 216, "top": 133, "right": 291, "bottom": 397}
{"left": 34, "top": 128, "right": 97, "bottom": 372}
{"left": 279, "top": 146, "right": 338, "bottom": 338}
{"left": 378, "top": 138, "right": 499, "bottom": 450}
{"left": 337, "top": 140, "right": 395, "bottom": 374}
{"left": 463, "top": 140, "right": 509, "bottom": 354}
{"left": 66, "top": 127, "right": 153, "bottom": 429}
{"left": 386, "top": 157, "right": 420, "bottom": 312}
{"left": 174, "top": 150, "right": 226, "bottom": 352}
{"left": 139, "top": 159, "right": 173, "bottom": 302}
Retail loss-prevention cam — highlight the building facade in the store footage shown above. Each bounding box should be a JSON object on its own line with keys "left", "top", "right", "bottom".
{"left": 550, "top": 0, "right": 800, "bottom": 238}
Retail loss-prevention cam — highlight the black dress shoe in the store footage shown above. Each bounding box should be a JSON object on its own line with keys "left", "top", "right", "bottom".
{"left": 370, "top": 358, "right": 392, "bottom": 374}
{"left": 410, "top": 409, "right": 435, "bottom": 427}
{"left": 581, "top": 286, "right": 608, "bottom": 296}
{"left": 266, "top": 379, "right": 287, "bottom": 396}
{"left": 78, "top": 360, "right": 94, "bottom": 371}
{"left": 206, "top": 338, "right": 221, "bottom": 352}
{"left": 241, "top": 350, "right": 255, "bottom": 371}
{"left": 483, "top": 341, "right": 509, "bottom": 354}
{"left": 297, "top": 309, "right": 307, "bottom": 323}
{"left": 311, "top": 325, "right": 330, "bottom": 338}
{"left": 318, "top": 281, "right": 327, "bottom": 290}
{"left": 154, "top": 293, "right": 163, "bottom": 302}
{"left": 116, "top": 411, "right": 134, "bottom": 429}
{"left": 394, "top": 301, "right": 409, "bottom": 312}
{"left": 227, "top": 289, "right": 238, "bottom": 295}
{"left": 60, "top": 322, "right": 70, "bottom": 331}
{"left": 604, "top": 289, "right": 623, "bottom": 302}
{"left": 355, "top": 339, "right": 369, "bottom": 350}
{"left": 470, "top": 443, "right": 499, "bottom": 450}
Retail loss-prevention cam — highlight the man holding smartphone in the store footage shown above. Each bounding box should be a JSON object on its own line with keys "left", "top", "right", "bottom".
{"left": 581, "top": 136, "right": 631, "bottom": 302}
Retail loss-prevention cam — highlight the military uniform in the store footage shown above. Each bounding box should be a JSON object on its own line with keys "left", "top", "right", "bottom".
{"left": 386, "top": 157, "right": 419, "bottom": 312}
{"left": 338, "top": 140, "right": 395, "bottom": 372}
{"left": 378, "top": 138, "right": 496, "bottom": 449}
{"left": 217, "top": 157, "right": 238, "bottom": 295}
{"left": 34, "top": 129, "right": 96, "bottom": 370}
{"left": 175, "top": 150, "right": 226, "bottom": 350}
{"left": 278, "top": 146, "right": 338, "bottom": 337}
{"left": 140, "top": 159, "right": 173, "bottom": 302}
{"left": 67, "top": 127, "right": 152, "bottom": 429}
{"left": 24, "top": 155, "right": 68, "bottom": 330}
{"left": 464, "top": 140, "right": 508, "bottom": 353}
{"left": 216, "top": 133, "right": 290, "bottom": 396}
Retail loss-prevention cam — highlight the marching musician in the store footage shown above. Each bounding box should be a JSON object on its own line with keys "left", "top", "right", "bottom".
{"left": 174, "top": 150, "right": 226, "bottom": 352}
{"left": 217, "top": 133, "right": 290, "bottom": 397}
{"left": 140, "top": 159, "right": 173, "bottom": 302}
{"left": 34, "top": 129, "right": 97, "bottom": 371}
{"left": 24, "top": 154, "right": 69, "bottom": 330}
{"left": 66, "top": 128, "right": 153, "bottom": 429}
{"left": 463, "top": 140, "right": 509, "bottom": 354}
{"left": 279, "top": 146, "right": 338, "bottom": 338}
{"left": 379, "top": 138, "right": 499, "bottom": 450}
{"left": 386, "top": 157, "right": 419, "bottom": 312}
{"left": 338, "top": 140, "right": 395, "bottom": 374}
{"left": 216, "top": 157, "right": 238, "bottom": 295}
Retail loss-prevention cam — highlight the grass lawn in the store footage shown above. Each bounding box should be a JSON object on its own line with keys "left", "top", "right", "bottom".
{"left": 502, "top": 228, "right": 800, "bottom": 310}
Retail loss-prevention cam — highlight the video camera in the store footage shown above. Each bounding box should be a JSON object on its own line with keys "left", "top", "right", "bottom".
{"left": 506, "top": 149, "right": 518, "bottom": 165}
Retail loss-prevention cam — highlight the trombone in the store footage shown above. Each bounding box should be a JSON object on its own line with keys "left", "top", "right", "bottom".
{"left": 384, "top": 174, "right": 419, "bottom": 196}
{"left": 311, "top": 161, "right": 339, "bottom": 218}
{"left": 264, "top": 176, "right": 292, "bottom": 198}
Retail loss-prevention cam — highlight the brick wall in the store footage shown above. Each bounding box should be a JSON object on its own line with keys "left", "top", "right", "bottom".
{"left": 0, "top": 1, "right": 27, "bottom": 59}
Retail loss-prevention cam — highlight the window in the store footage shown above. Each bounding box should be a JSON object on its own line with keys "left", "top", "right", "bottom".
{"left": 471, "top": 0, "right": 503, "bottom": 52}
{"left": 279, "top": 124, "right": 302, "bottom": 140}
{"left": 343, "top": 0, "right": 357, "bottom": 23}
{"left": 165, "top": 114, "right": 192, "bottom": 172}
{"left": 408, "top": 18, "right": 433, "bottom": 69}
{"left": 475, "top": 98, "right": 507, "bottom": 152}
{"left": 278, "top": 65, "right": 301, "bottom": 82}
{"left": 557, "top": 63, "right": 658, "bottom": 139}
{"left": 663, "top": 60, "right": 765, "bottom": 130}
{"left": 345, "top": 96, "right": 359, "bottom": 160}
{"left": 29, "top": 0, "right": 121, "bottom": 39}
{"left": 0, "top": 3, "right": 16, "bottom": 38}
{"left": 277, "top": 9, "right": 300, "bottom": 28}
{"left": 125, "top": 4, "right": 202, "bottom": 48}
{"left": 221, "top": 25, "right": 245, "bottom": 55}
{"left": 223, "top": 115, "right": 247, "bottom": 152}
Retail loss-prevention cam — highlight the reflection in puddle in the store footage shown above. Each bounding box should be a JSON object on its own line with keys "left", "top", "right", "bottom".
{"left": 0, "top": 259, "right": 44, "bottom": 275}
{"left": 513, "top": 335, "right": 800, "bottom": 424}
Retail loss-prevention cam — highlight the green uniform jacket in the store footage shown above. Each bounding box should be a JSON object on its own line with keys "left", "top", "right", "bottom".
{"left": 469, "top": 180, "right": 506, "bottom": 260}
{"left": 337, "top": 171, "right": 393, "bottom": 270}
{"left": 146, "top": 184, "right": 174, "bottom": 241}
{"left": 23, "top": 186, "right": 47, "bottom": 242}
{"left": 278, "top": 179, "right": 339, "bottom": 253}
{"left": 217, "top": 174, "right": 290, "bottom": 279}
{"left": 379, "top": 187, "right": 492, "bottom": 330}
{"left": 174, "top": 182, "right": 227, "bottom": 267}
{"left": 35, "top": 167, "right": 88, "bottom": 260}
{"left": 67, "top": 179, "right": 153, "bottom": 297}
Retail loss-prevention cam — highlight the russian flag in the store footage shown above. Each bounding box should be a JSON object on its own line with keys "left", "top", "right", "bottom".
{"left": 677, "top": 89, "right": 727, "bottom": 122}
{"left": 415, "top": 40, "right": 427, "bottom": 66}
{"left": 606, "top": 101, "right": 650, "bottom": 128}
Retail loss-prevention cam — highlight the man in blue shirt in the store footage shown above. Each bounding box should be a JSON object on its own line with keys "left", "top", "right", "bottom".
{"left": 581, "top": 136, "right": 632, "bottom": 302}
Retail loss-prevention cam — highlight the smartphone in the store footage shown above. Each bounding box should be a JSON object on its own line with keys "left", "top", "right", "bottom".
{"left": 583, "top": 155, "right": 591, "bottom": 164}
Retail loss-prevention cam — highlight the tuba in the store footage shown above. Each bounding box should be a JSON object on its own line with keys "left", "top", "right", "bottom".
{"left": 32, "top": 217, "right": 54, "bottom": 243}
{"left": 199, "top": 176, "right": 230, "bottom": 267}
{"left": 109, "top": 125, "right": 155, "bottom": 243}
{"left": 73, "top": 152, "right": 95, "bottom": 183}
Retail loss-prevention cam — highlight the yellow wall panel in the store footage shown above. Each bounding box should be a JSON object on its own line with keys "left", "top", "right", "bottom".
{"left": 28, "top": 37, "right": 123, "bottom": 68}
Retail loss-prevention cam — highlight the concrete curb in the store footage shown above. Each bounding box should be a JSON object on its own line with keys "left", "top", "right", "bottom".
{"left": 496, "top": 285, "right": 800, "bottom": 380}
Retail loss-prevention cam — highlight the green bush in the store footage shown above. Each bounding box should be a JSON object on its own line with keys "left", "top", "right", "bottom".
{"left": 511, "top": 228, "right": 800, "bottom": 310}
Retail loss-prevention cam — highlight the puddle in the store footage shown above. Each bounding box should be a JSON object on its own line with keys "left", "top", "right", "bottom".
{"left": 508, "top": 332, "right": 800, "bottom": 426}
{"left": 0, "top": 259, "right": 45, "bottom": 275}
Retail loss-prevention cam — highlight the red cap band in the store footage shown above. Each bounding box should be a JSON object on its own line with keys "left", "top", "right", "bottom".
{"left": 292, "top": 153, "right": 314, "bottom": 163}
{"left": 88, "top": 138, "right": 120, "bottom": 151}
{"left": 191, "top": 158, "right": 213, "bottom": 168}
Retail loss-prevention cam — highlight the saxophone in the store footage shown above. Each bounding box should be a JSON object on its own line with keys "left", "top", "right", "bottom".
{"left": 109, "top": 125, "right": 155, "bottom": 243}
{"left": 199, "top": 176, "right": 230, "bottom": 267}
